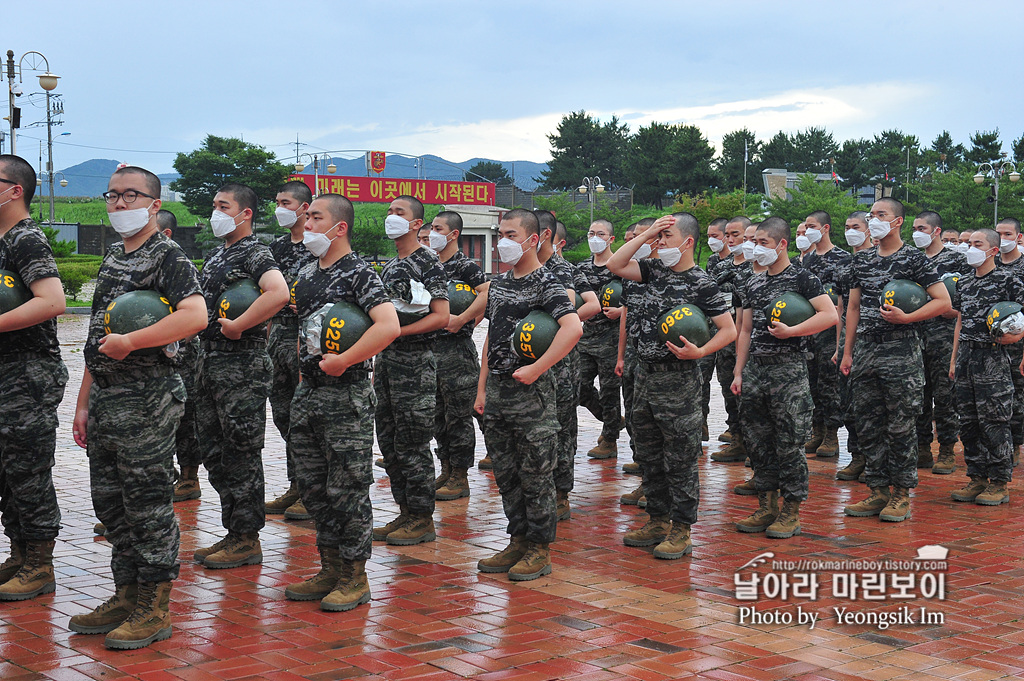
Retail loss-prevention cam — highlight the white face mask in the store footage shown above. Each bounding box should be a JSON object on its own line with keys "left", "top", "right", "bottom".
{"left": 943, "top": 242, "right": 956, "bottom": 251}
{"left": 805, "top": 228, "right": 822, "bottom": 245}
{"left": 275, "top": 206, "right": 300, "bottom": 228}
{"left": 385, "top": 214, "right": 412, "bottom": 239}
{"left": 428, "top": 231, "right": 448, "bottom": 252}
{"left": 741, "top": 241, "right": 756, "bottom": 259}
{"left": 795, "top": 235, "right": 811, "bottom": 252}
{"left": 497, "top": 236, "right": 529, "bottom": 265}
{"left": 302, "top": 223, "right": 339, "bottom": 258}
{"left": 868, "top": 217, "right": 892, "bottom": 240}
{"left": 588, "top": 236, "right": 609, "bottom": 254}
{"left": 956, "top": 242, "right": 970, "bottom": 253}
{"left": 845, "top": 229, "right": 866, "bottom": 247}
{"left": 210, "top": 209, "right": 242, "bottom": 238}
{"left": 752, "top": 244, "right": 779, "bottom": 267}
{"left": 912, "top": 231, "right": 932, "bottom": 249}
{"left": 659, "top": 247, "right": 681, "bottom": 268}
{"left": 0, "top": 186, "right": 15, "bottom": 211}
{"left": 632, "top": 243, "right": 652, "bottom": 260}
{"left": 728, "top": 241, "right": 743, "bottom": 254}
{"left": 708, "top": 236, "right": 724, "bottom": 253}
{"left": 1000, "top": 238, "right": 1018, "bottom": 254}
{"left": 108, "top": 205, "right": 152, "bottom": 238}
{"left": 966, "top": 246, "right": 990, "bottom": 268}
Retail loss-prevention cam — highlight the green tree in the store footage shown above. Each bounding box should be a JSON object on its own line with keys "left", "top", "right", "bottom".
{"left": 966, "top": 129, "right": 1003, "bottom": 165}
{"left": 1013, "top": 133, "right": 1024, "bottom": 165}
{"left": 465, "top": 161, "right": 511, "bottom": 185}
{"left": 666, "top": 125, "right": 718, "bottom": 196}
{"left": 622, "top": 122, "right": 677, "bottom": 208}
{"left": 915, "top": 167, "right": 1024, "bottom": 232}
{"left": 766, "top": 174, "right": 862, "bottom": 241}
{"left": 538, "top": 111, "right": 630, "bottom": 190}
{"left": 760, "top": 131, "right": 796, "bottom": 171}
{"left": 834, "top": 138, "right": 871, "bottom": 191}
{"left": 170, "top": 135, "right": 290, "bottom": 221}
{"left": 926, "top": 130, "right": 966, "bottom": 171}
{"left": 791, "top": 127, "right": 838, "bottom": 174}
{"left": 718, "top": 128, "right": 761, "bottom": 192}
{"left": 865, "top": 129, "right": 914, "bottom": 191}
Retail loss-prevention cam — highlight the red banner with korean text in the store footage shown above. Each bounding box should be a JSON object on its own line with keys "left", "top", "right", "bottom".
{"left": 289, "top": 174, "right": 496, "bottom": 206}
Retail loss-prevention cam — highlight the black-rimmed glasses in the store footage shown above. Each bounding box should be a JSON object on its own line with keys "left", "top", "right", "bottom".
{"left": 102, "top": 190, "right": 156, "bottom": 204}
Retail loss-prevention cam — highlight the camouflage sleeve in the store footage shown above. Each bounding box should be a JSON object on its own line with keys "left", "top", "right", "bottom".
{"left": 458, "top": 258, "right": 487, "bottom": 289}
{"left": 353, "top": 263, "right": 391, "bottom": 315}
{"left": 914, "top": 250, "right": 942, "bottom": 289}
{"left": 156, "top": 246, "right": 203, "bottom": 307}
{"left": 571, "top": 265, "right": 593, "bottom": 294}
{"left": 637, "top": 258, "right": 652, "bottom": 284}
{"left": 952, "top": 276, "right": 963, "bottom": 312}
{"left": 9, "top": 227, "right": 58, "bottom": 286}
{"left": 1007, "top": 271, "right": 1024, "bottom": 307}
{"left": 696, "top": 272, "right": 730, "bottom": 318}
{"left": 246, "top": 241, "right": 281, "bottom": 282}
{"left": 539, "top": 272, "right": 576, "bottom": 321}
{"left": 799, "top": 268, "right": 827, "bottom": 301}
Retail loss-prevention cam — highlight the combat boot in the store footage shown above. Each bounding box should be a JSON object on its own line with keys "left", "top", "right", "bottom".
{"left": 386, "top": 514, "right": 436, "bottom": 546}
{"left": 836, "top": 453, "right": 865, "bottom": 481}
{"left": 0, "top": 542, "right": 25, "bottom": 584}
{"left": 844, "top": 487, "right": 891, "bottom": 517}
{"left": 637, "top": 495, "right": 647, "bottom": 509}
{"left": 623, "top": 515, "right": 670, "bottom": 547}
{"left": 653, "top": 522, "right": 692, "bottom": 559}
{"left": 374, "top": 456, "right": 385, "bottom": 469}
{"left": 804, "top": 422, "right": 824, "bottom": 453}
{"left": 932, "top": 443, "right": 956, "bottom": 475}
{"left": 477, "top": 536, "right": 526, "bottom": 573}
{"left": 702, "top": 420, "right": 709, "bottom": 442}
{"left": 1015, "top": 445, "right": 1021, "bottom": 468}
{"left": 620, "top": 483, "right": 644, "bottom": 505}
{"left": 436, "top": 467, "right": 470, "bottom": 501}
{"left": 711, "top": 434, "right": 746, "bottom": 462}
{"left": 879, "top": 487, "right": 911, "bottom": 522}
{"left": 0, "top": 540, "right": 55, "bottom": 600}
{"left": 766, "top": 499, "right": 802, "bottom": 538}
{"left": 104, "top": 581, "right": 171, "bottom": 650}
{"left": 203, "top": 533, "right": 262, "bottom": 568}
{"left": 94, "top": 523, "right": 106, "bottom": 536}
{"left": 194, "top": 534, "right": 233, "bottom": 563}
{"left": 718, "top": 429, "right": 732, "bottom": 443}
{"left": 69, "top": 583, "right": 138, "bottom": 634}
{"left": 508, "top": 542, "right": 551, "bottom": 581}
{"left": 265, "top": 482, "right": 300, "bottom": 514}
{"left": 284, "top": 498, "right": 312, "bottom": 520}
{"left": 434, "top": 459, "right": 451, "bottom": 491}
{"left": 477, "top": 455, "right": 493, "bottom": 470}
{"left": 952, "top": 477, "right": 988, "bottom": 502}
{"left": 733, "top": 475, "right": 758, "bottom": 496}
{"left": 320, "top": 559, "right": 370, "bottom": 611}
{"left": 587, "top": 436, "right": 617, "bottom": 459}
{"left": 735, "top": 490, "right": 778, "bottom": 533}
{"left": 285, "top": 546, "right": 342, "bottom": 601}
{"left": 622, "top": 461, "right": 641, "bottom": 475}
{"left": 173, "top": 466, "right": 201, "bottom": 502}
{"left": 916, "top": 442, "right": 934, "bottom": 468}
{"left": 975, "top": 481, "right": 1010, "bottom": 506}
{"left": 556, "top": 490, "right": 571, "bottom": 521}
{"left": 372, "top": 505, "right": 410, "bottom": 541}
{"left": 816, "top": 428, "right": 839, "bottom": 458}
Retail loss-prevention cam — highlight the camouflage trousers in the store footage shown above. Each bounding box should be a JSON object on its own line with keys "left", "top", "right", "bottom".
{"left": 0, "top": 356, "right": 67, "bottom": 544}
{"left": 268, "top": 320, "right": 301, "bottom": 480}
{"left": 916, "top": 320, "right": 960, "bottom": 446}
{"left": 374, "top": 344, "right": 436, "bottom": 516}
{"left": 632, "top": 361, "right": 702, "bottom": 525}
{"left": 195, "top": 348, "right": 272, "bottom": 535}
{"left": 741, "top": 355, "right": 812, "bottom": 501}
{"left": 622, "top": 340, "right": 637, "bottom": 458}
{"left": 88, "top": 372, "right": 184, "bottom": 585}
{"left": 1007, "top": 339, "right": 1024, "bottom": 447}
{"left": 956, "top": 343, "right": 1014, "bottom": 483}
{"left": 808, "top": 329, "right": 842, "bottom": 429}
{"left": 850, "top": 334, "right": 924, "bottom": 489}
{"left": 578, "top": 325, "right": 622, "bottom": 441}
{"left": 698, "top": 352, "right": 715, "bottom": 422}
{"left": 290, "top": 377, "right": 375, "bottom": 561}
{"left": 433, "top": 334, "right": 479, "bottom": 471}
{"left": 483, "top": 372, "right": 558, "bottom": 544}
{"left": 174, "top": 337, "right": 202, "bottom": 469}
{"left": 715, "top": 343, "right": 742, "bottom": 439}
{"left": 552, "top": 348, "right": 581, "bottom": 492}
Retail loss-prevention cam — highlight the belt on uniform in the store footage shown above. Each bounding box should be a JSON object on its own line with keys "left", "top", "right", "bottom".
{"left": 961, "top": 340, "right": 1000, "bottom": 349}
{"left": 641, "top": 361, "right": 688, "bottom": 373}
{"left": 858, "top": 328, "right": 917, "bottom": 343}
{"left": 202, "top": 340, "right": 266, "bottom": 353}
{"left": 93, "top": 365, "right": 175, "bottom": 389}
{"left": 389, "top": 339, "right": 432, "bottom": 350}
{"left": 749, "top": 353, "right": 805, "bottom": 365}
{"left": 301, "top": 370, "right": 369, "bottom": 388}
{"left": 0, "top": 351, "right": 50, "bottom": 364}
{"left": 272, "top": 316, "right": 299, "bottom": 327}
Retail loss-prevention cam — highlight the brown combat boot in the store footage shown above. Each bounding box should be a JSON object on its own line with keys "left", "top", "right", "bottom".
{"left": 0, "top": 540, "right": 55, "bottom": 601}
{"left": 623, "top": 515, "right": 670, "bottom": 547}
{"left": 372, "top": 505, "right": 410, "bottom": 541}
{"left": 94, "top": 523, "right": 106, "bottom": 536}
{"left": 284, "top": 498, "right": 312, "bottom": 520}
{"left": 932, "top": 443, "right": 956, "bottom": 475}
{"left": 712, "top": 434, "right": 746, "bottom": 462}
{"left": 193, "top": 534, "right": 233, "bottom": 563}
{"left": 1015, "top": 445, "right": 1021, "bottom": 468}
{"left": 702, "top": 420, "right": 710, "bottom": 441}
{"left": 173, "top": 466, "right": 201, "bottom": 502}
{"left": 622, "top": 461, "right": 642, "bottom": 475}
{"left": 478, "top": 536, "right": 526, "bottom": 573}
{"left": 653, "top": 522, "right": 692, "bottom": 559}
{"left": 587, "top": 436, "right": 617, "bottom": 459}
{"left": 477, "top": 455, "right": 493, "bottom": 470}
{"left": 816, "top": 428, "right": 839, "bottom": 458}
{"left": 320, "top": 559, "right": 370, "bottom": 612}
{"left": 975, "top": 481, "right": 1010, "bottom": 506}
{"left": 735, "top": 490, "right": 778, "bottom": 533}
{"left": 556, "top": 490, "right": 571, "bottom": 521}
{"left": 916, "top": 442, "right": 934, "bottom": 468}
{"left": 718, "top": 429, "right": 732, "bottom": 443}
{"left": 508, "top": 542, "right": 551, "bottom": 581}
{"left": 637, "top": 495, "right": 647, "bottom": 509}
{"left": 436, "top": 467, "right": 470, "bottom": 501}
{"left": 951, "top": 477, "right": 987, "bottom": 502}
{"left": 804, "top": 422, "right": 824, "bottom": 453}
{"left": 766, "top": 499, "right": 802, "bottom": 538}
{"left": 0, "top": 542, "right": 25, "bottom": 584}
{"left": 69, "top": 583, "right": 138, "bottom": 634}
{"left": 879, "top": 487, "right": 911, "bottom": 522}
{"left": 386, "top": 515, "right": 436, "bottom": 546}
{"left": 733, "top": 476, "right": 758, "bottom": 496}
{"left": 203, "top": 533, "right": 262, "bottom": 569}
{"left": 374, "top": 456, "right": 385, "bottom": 469}
{"left": 844, "top": 487, "right": 891, "bottom": 517}
{"left": 265, "top": 482, "right": 301, "bottom": 514}
{"left": 285, "top": 546, "right": 342, "bottom": 601}
{"left": 620, "top": 483, "right": 644, "bottom": 505}
{"left": 836, "top": 453, "right": 865, "bottom": 481}
{"left": 434, "top": 459, "right": 452, "bottom": 491}
{"left": 104, "top": 581, "right": 172, "bottom": 650}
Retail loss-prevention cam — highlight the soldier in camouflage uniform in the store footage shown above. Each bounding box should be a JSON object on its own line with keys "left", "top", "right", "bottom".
{"left": 949, "top": 228, "right": 1023, "bottom": 505}
{"left": 285, "top": 194, "right": 400, "bottom": 611}
{"left": 995, "top": 217, "right": 1024, "bottom": 466}
{"left": 607, "top": 213, "right": 735, "bottom": 560}
{"left": 265, "top": 181, "right": 315, "bottom": 518}
{"left": 912, "top": 211, "right": 970, "bottom": 473}
{"left": 841, "top": 198, "right": 949, "bottom": 523}
{"left": 733, "top": 218, "right": 837, "bottom": 538}
{"left": 0, "top": 155, "right": 68, "bottom": 602}
{"left": 193, "top": 183, "right": 290, "bottom": 569}
{"left": 68, "top": 166, "right": 208, "bottom": 649}
{"left": 697, "top": 218, "right": 728, "bottom": 440}
{"left": 371, "top": 196, "right": 449, "bottom": 546}
{"left": 475, "top": 209, "right": 581, "bottom": 581}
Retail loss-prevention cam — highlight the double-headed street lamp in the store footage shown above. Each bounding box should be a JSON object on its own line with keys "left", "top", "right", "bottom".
{"left": 974, "top": 160, "right": 1021, "bottom": 227}
{"left": 295, "top": 153, "right": 339, "bottom": 196}
{"left": 5, "top": 50, "right": 60, "bottom": 157}
{"left": 36, "top": 171, "right": 67, "bottom": 223}
{"left": 578, "top": 176, "right": 605, "bottom": 224}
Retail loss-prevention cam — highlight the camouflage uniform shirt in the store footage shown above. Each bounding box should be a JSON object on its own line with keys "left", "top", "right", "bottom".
{"left": 802, "top": 245, "right": 851, "bottom": 296}
{"left": 954, "top": 268, "right": 1024, "bottom": 343}
{"left": 270, "top": 235, "right": 314, "bottom": 319}
{"left": 441, "top": 250, "right": 486, "bottom": 338}
{"left": 0, "top": 218, "right": 60, "bottom": 360}
{"left": 576, "top": 259, "right": 619, "bottom": 333}
{"left": 743, "top": 264, "right": 825, "bottom": 356}
{"left": 851, "top": 243, "right": 941, "bottom": 336}
{"left": 199, "top": 235, "right": 280, "bottom": 343}
{"left": 713, "top": 257, "right": 754, "bottom": 310}
{"left": 381, "top": 246, "right": 448, "bottom": 347}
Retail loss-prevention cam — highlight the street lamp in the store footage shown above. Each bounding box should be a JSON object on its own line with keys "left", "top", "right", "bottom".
{"left": 577, "top": 176, "right": 605, "bottom": 224}
{"left": 974, "top": 160, "right": 1021, "bottom": 227}
{"left": 5, "top": 50, "right": 60, "bottom": 157}
{"left": 295, "top": 152, "right": 322, "bottom": 196}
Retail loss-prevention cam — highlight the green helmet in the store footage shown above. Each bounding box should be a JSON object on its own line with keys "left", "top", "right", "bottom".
{"left": 824, "top": 284, "right": 838, "bottom": 305}
{"left": 881, "top": 279, "right": 927, "bottom": 314}
{"left": 0, "top": 269, "right": 31, "bottom": 314}
{"left": 574, "top": 291, "right": 584, "bottom": 310}
{"left": 599, "top": 280, "right": 622, "bottom": 308}
{"left": 289, "top": 277, "right": 298, "bottom": 306}
{"left": 941, "top": 272, "right": 960, "bottom": 300}
{"left": 512, "top": 310, "right": 560, "bottom": 363}
{"left": 397, "top": 308, "right": 428, "bottom": 326}
{"left": 987, "top": 301, "right": 1024, "bottom": 339}
{"left": 448, "top": 280, "right": 478, "bottom": 316}
{"left": 103, "top": 290, "right": 175, "bottom": 355}
{"left": 657, "top": 303, "right": 711, "bottom": 347}
{"left": 764, "top": 292, "right": 814, "bottom": 328}
{"left": 216, "top": 279, "right": 262, "bottom": 320}
{"left": 320, "top": 301, "right": 373, "bottom": 355}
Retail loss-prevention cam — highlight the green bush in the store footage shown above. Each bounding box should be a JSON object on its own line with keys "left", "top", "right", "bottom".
{"left": 56, "top": 260, "right": 101, "bottom": 301}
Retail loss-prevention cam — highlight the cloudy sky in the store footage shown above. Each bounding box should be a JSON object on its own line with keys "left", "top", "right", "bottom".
{"left": 4, "top": 0, "right": 1022, "bottom": 177}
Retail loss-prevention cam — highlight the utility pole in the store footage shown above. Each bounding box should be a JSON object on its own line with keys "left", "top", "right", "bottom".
{"left": 5, "top": 50, "right": 15, "bottom": 155}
